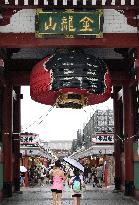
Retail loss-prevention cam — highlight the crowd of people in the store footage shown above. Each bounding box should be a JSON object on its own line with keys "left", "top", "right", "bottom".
{"left": 84, "top": 164, "right": 104, "bottom": 188}
{"left": 20, "top": 160, "right": 104, "bottom": 205}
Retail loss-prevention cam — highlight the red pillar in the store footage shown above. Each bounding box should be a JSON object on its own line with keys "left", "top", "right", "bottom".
{"left": 13, "top": 86, "right": 21, "bottom": 192}
{"left": 113, "top": 87, "right": 122, "bottom": 190}
{"left": 23, "top": 153, "right": 28, "bottom": 187}
{"left": 135, "top": 48, "right": 139, "bottom": 137}
{"left": 135, "top": 47, "right": 139, "bottom": 80}
{"left": 0, "top": 55, "right": 6, "bottom": 87}
{"left": 123, "top": 84, "right": 134, "bottom": 196}
{"left": 2, "top": 84, "right": 13, "bottom": 197}
{"left": 134, "top": 47, "right": 139, "bottom": 199}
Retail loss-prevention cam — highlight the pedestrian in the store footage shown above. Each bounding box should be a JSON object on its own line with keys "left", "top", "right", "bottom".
{"left": 20, "top": 172, "right": 25, "bottom": 187}
{"left": 69, "top": 168, "right": 84, "bottom": 205}
{"left": 50, "top": 160, "right": 67, "bottom": 205}
{"left": 29, "top": 167, "right": 35, "bottom": 186}
{"left": 88, "top": 166, "right": 92, "bottom": 183}
{"left": 96, "top": 164, "right": 103, "bottom": 188}
{"left": 91, "top": 165, "right": 97, "bottom": 187}
{"left": 84, "top": 164, "right": 91, "bottom": 183}
{"left": 45, "top": 168, "right": 50, "bottom": 184}
{"left": 40, "top": 165, "right": 46, "bottom": 187}
{"left": 67, "top": 166, "right": 74, "bottom": 185}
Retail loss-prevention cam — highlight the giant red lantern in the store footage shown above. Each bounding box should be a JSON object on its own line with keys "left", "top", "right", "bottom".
{"left": 30, "top": 49, "right": 111, "bottom": 108}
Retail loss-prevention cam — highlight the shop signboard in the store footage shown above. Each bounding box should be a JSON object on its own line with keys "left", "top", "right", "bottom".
{"left": 20, "top": 134, "right": 39, "bottom": 146}
{"left": 92, "top": 134, "right": 114, "bottom": 144}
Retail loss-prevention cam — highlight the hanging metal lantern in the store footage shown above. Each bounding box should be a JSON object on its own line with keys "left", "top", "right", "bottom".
{"left": 30, "top": 49, "right": 111, "bottom": 108}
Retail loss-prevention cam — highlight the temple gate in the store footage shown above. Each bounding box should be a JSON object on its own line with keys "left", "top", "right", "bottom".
{"left": 0, "top": 0, "right": 139, "bottom": 201}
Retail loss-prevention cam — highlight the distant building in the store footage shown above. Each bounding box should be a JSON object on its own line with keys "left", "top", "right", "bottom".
{"left": 20, "top": 132, "right": 51, "bottom": 159}
{"left": 77, "top": 129, "right": 83, "bottom": 148}
{"left": 93, "top": 109, "right": 114, "bottom": 133}
{"left": 71, "top": 109, "right": 114, "bottom": 153}
{"left": 84, "top": 109, "right": 114, "bottom": 147}
{"left": 43, "top": 140, "right": 72, "bottom": 158}
{"left": 71, "top": 139, "right": 78, "bottom": 153}
{"left": 83, "top": 115, "right": 94, "bottom": 148}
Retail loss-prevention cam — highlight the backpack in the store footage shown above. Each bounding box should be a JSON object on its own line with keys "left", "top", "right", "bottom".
{"left": 72, "top": 176, "right": 81, "bottom": 193}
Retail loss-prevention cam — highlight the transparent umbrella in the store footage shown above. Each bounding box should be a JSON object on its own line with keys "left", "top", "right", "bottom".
{"left": 20, "top": 166, "right": 27, "bottom": 172}
{"left": 63, "top": 157, "right": 84, "bottom": 172}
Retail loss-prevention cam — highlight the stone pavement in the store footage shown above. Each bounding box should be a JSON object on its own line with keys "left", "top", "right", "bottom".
{"left": 1, "top": 183, "right": 139, "bottom": 205}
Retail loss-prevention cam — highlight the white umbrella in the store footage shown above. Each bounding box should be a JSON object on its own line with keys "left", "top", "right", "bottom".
{"left": 63, "top": 157, "right": 84, "bottom": 172}
{"left": 20, "top": 166, "right": 27, "bottom": 172}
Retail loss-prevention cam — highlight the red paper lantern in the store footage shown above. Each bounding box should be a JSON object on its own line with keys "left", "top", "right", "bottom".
{"left": 30, "top": 50, "right": 111, "bottom": 108}
{"left": 30, "top": 57, "right": 59, "bottom": 106}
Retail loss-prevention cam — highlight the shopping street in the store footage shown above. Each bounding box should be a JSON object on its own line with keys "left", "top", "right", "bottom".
{"left": 1, "top": 184, "right": 139, "bottom": 205}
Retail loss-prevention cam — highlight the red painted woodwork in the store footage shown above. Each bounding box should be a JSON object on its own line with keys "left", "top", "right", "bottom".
{"left": 2, "top": 84, "right": 13, "bottom": 197}
{"left": 123, "top": 85, "right": 134, "bottom": 181}
{"left": 13, "top": 87, "right": 21, "bottom": 192}
{"left": 0, "top": 33, "right": 138, "bottom": 48}
{"left": 0, "top": 147, "right": 3, "bottom": 163}
{"left": 7, "top": 71, "right": 31, "bottom": 85}
{"left": 121, "top": 9, "right": 139, "bottom": 27}
{"left": 113, "top": 87, "right": 122, "bottom": 189}
{"left": 0, "top": 9, "right": 18, "bottom": 26}
{"left": 0, "top": 3, "right": 138, "bottom": 201}
{"left": 135, "top": 47, "right": 139, "bottom": 80}
{"left": 0, "top": 57, "right": 6, "bottom": 87}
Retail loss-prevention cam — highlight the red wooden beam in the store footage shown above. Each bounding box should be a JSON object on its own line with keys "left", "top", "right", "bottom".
{"left": 0, "top": 33, "right": 138, "bottom": 48}
{"left": 6, "top": 71, "right": 31, "bottom": 85}
{"left": 110, "top": 70, "right": 131, "bottom": 86}
{"left": 6, "top": 59, "right": 38, "bottom": 71}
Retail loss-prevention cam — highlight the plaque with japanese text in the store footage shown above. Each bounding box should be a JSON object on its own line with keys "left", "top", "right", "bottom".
{"left": 20, "top": 134, "right": 39, "bottom": 147}
{"left": 35, "top": 10, "right": 103, "bottom": 38}
{"left": 92, "top": 134, "right": 114, "bottom": 144}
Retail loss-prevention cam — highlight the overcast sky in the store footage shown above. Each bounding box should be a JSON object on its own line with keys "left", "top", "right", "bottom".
{"left": 21, "top": 86, "right": 113, "bottom": 141}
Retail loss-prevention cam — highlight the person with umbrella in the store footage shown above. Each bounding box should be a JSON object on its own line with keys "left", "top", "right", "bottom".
{"left": 20, "top": 166, "right": 27, "bottom": 187}
{"left": 69, "top": 168, "right": 84, "bottom": 205}
{"left": 63, "top": 157, "right": 85, "bottom": 205}
{"left": 20, "top": 172, "right": 25, "bottom": 187}
{"left": 50, "top": 160, "right": 67, "bottom": 205}
{"left": 63, "top": 157, "right": 84, "bottom": 172}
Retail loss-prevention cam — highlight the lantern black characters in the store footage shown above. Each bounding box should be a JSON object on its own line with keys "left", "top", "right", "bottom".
{"left": 30, "top": 49, "right": 111, "bottom": 109}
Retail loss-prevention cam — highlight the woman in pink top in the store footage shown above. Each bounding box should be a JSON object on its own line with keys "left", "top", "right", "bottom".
{"left": 50, "top": 160, "right": 66, "bottom": 205}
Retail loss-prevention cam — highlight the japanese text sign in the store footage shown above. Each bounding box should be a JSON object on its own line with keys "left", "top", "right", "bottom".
{"left": 20, "top": 134, "right": 39, "bottom": 145}
{"left": 35, "top": 10, "right": 103, "bottom": 38}
{"left": 92, "top": 134, "right": 114, "bottom": 144}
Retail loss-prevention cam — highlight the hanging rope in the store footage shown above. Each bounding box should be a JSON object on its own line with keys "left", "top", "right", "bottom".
{"left": 22, "top": 103, "right": 56, "bottom": 132}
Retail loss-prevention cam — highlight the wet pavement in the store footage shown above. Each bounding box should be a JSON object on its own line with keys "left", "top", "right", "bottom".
{"left": 1, "top": 183, "right": 139, "bottom": 205}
